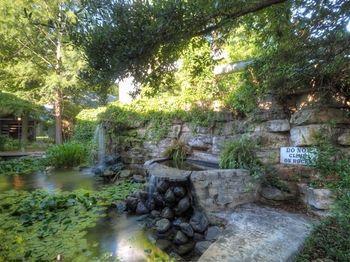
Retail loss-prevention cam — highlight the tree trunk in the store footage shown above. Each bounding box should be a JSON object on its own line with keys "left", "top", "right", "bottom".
{"left": 54, "top": 89, "right": 63, "bottom": 144}
{"left": 54, "top": 5, "right": 63, "bottom": 145}
{"left": 21, "top": 113, "right": 28, "bottom": 151}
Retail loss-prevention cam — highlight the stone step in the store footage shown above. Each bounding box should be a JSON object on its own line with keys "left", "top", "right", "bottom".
{"left": 199, "top": 204, "right": 314, "bottom": 262}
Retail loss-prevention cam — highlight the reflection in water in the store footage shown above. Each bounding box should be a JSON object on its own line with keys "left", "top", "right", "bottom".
{"left": 0, "top": 169, "right": 102, "bottom": 192}
{"left": 0, "top": 169, "right": 170, "bottom": 261}
{"left": 88, "top": 213, "right": 170, "bottom": 262}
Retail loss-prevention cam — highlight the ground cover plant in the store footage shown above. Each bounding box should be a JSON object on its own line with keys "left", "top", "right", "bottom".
{"left": 0, "top": 181, "right": 141, "bottom": 261}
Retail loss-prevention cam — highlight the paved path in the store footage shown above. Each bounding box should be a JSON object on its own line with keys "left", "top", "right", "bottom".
{"left": 199, "top": 204, "right": 314, "bottom": 262}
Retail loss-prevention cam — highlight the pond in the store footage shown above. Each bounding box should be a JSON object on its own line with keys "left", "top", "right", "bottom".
{"left": 0, "top": 169, "right": 170, "bottom": 261}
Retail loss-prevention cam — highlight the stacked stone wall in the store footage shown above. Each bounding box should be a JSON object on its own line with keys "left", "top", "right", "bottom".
{"left": 107, "top": 92, "right": 350, "bottom": 213}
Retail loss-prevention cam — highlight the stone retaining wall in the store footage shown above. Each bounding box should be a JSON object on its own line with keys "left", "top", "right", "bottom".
{"left": 107, "top": 91, "right": 349, "bottom": 214}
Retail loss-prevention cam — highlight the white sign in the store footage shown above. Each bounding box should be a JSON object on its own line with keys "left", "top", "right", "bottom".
{"left": 280, "top": 147, "right": 316, "bottom": 165}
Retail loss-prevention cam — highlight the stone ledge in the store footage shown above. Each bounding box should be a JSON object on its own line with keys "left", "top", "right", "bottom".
{"left": 199, "top": 204, "right": 314, "bottom": 262}
{"left": 190, "top": 169, "right": 259, "bottom": 212}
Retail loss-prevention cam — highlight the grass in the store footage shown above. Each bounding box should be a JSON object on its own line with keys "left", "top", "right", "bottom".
{"left": 219, "top": 137, "right": 263, "bottom": 178}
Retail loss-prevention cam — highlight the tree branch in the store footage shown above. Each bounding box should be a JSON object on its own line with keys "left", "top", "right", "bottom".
{"left": 196, "top": 0, "right": 287, "bottom": 36}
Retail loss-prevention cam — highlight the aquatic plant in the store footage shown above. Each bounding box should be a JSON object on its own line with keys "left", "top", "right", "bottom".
{"left": 45, "top": 142, "right": 88, "bottom": 168}
{"left": 163, "top": 139, "right": 190, "bottom": 166}
{"left": 0, "top": 157, "right": 45, "bottom": 176}
{"left": 0, "top": 181, "right": 141, "bottom": 261}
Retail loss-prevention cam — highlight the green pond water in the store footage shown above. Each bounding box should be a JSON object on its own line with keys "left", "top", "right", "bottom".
{"left": 0, "top": 169, "right": 170, "bottom": 261}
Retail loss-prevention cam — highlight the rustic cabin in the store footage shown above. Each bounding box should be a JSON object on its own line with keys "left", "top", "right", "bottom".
{"left": 0, "top": 114, "right": 37, "bottom": 141}
{"left": 0, "top": 91, "right": 43, "bottom": 146}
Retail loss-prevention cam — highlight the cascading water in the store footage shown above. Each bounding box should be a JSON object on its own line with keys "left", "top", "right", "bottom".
{"left": 147, "top": 174, "right": 158, "bottom": 202}
{"left": 94, "top": 125, "right": 106, "bottom": 166}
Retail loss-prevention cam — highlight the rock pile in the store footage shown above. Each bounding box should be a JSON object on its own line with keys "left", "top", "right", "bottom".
{"left": 92, "top": 155, "right": 124, "bottom": 180}
{"left": 125, "top": 178, "right": 221, "bottom": 256}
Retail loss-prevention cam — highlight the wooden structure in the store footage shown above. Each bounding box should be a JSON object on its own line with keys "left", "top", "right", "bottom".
{"left": 0, "top": 115, "right": 37, "bottom": 141}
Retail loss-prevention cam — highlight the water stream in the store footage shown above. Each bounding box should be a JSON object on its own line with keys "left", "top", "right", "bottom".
{"left": 94, "top": 125, "right": 106, "bottom": 166}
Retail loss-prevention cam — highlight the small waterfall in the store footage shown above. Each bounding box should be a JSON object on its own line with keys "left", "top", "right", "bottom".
{"left": 147, "top": 175, "right": 158, "bottom": 202}
{"left": 94, "top": 125, "right": 106, "bottom": 166}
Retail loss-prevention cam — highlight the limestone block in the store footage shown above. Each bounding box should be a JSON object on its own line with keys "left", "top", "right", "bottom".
{"left": 260, "top": 186, "right": 295, "bottom": 201}
{"left": 252, "top": 132, "right": 290, "bottom": 148}
{"left": 265, "top": 119, "right": 290, "bottom": 132}
{"left": 181, "top": 123, "right": 191, "bottom": 133}
{"left": 291, "top": 108, "right": 350, "bottom": 126}
{"left": 191, "top": 151, "right": 219, "bottom": 163}
{"left": 187, "top": 135, "right": 213, "bottom": 150}
{"left": 338, "top": 130, "right": 350, "bottom": 146}
{"left": 192, "top": 126, "right": 212, "bottom": 135}
{"left": 167, "top": 124, "right": 182, "bottom": 138}
{"left": 198, "top": 204, "right": 313, "bottom": 262}
{"left": 298, "top": 183, "right": 335, "bottom": 210}
{"left": 213, "top": 122, "right": 234, "bottom": 136}
{"left": 211, "top": 136, "right": 235, "bottom": 154}
{"left": 143, "top": 138, "right": 175, "bottom": 158}
{"left": 213, "top": 120, "right": 246, "bottom": 136}
{"left": 272, "top": 164, "right": 316, "bottom": 181}
{"left": 190, "top": 169, "right": 259, "bottom": 212}
{"left": 290, "top": 125, "right": 326, "bottom": 146}
{"left": 254, "top": 94, "right": 288, "bottom": 121}
{"left": 255, "top": 149, "right": 280, "bottom": 165}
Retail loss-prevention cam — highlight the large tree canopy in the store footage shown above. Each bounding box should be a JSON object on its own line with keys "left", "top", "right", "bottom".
{"left": 78, "top": 0, "right": 350, "bottom": 101}
{"left": 77, "top": 0, "right": 286, "bottom": 83}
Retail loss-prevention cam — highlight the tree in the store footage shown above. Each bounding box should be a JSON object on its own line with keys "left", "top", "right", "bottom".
{"left": 243, "top": 0, "right": 350, "bottom": 100}
{"left": 0, "top": 0, "right": 98, "bottom": 144}
{"left": 76, "top": 0, "right": 286, "bottom": 86}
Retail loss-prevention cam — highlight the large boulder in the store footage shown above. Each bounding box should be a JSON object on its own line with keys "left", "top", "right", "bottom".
{"left": 157, "top": 180, "right": 170, "bottom": 193}
{"left": 175, "top": 197, "right": 191, "bottom": 215}
{"left": 161, "top": 207, "right": 174, "bottom": 219}
{"left": 177, "top": 242, "right": 195, "bottom": 255}
{"left": 135, "top": 202, "right": 149, "bottom": 215}
{"left": 190, "top": 169, "right": 259, "bottom": 212}
{"left": 187, "top": 135, "right": 212, "bottom": 150}
{"left": 173, "top": 186, "right": 186, "bottom": 198}
{"left": 164, "top": 189, "right": 176, "bottom": 203}
{"left": 190, "top": 211, "right": 209, "bottom": 233}
{"left": 291, "top": 108, "right": 350, "bottom": 126}
{"left": 174, "top": 231, "right": 189, "bottom": 245}
{"left": 180, "top": 223, "right": 194, "bottom": 237}
{"left": 205, "top": 226, "right": 222, "bottom": 241}
{"left": 125, "top": 197, "right": 138, "bottom": 212}
{"left": 338, "top": 130, "right": 350, "bottom": 146}
{"left": 195, "top": 241, "right": 212, "bottom": 255}
{"left": 265, "top": 119, "right": 290, "bottom": 132}
{"left": 298, "top": 184, "right": 335, "bottom": 210}
{"left": 156, "top": 219, "right": 171, "bottom": 233}
{"left": 290, "top": 125, "right": 327, "bottom": 146}
{"left": 260, "top": 186, "right": 295, "bottom": 201}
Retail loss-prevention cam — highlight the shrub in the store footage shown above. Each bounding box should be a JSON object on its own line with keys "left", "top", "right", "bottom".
{"left": 0, "top": 135, "right": 5, "bottom": 151}
{"left": 163, "top": 139, "right": 190, "bottom": 166}
{"left": 45, "top": 142, "right": 87, "bottom": 168}
{"left": 219, "top": 137, "right": 262, "bottom": 177}
{"left": 297, "top": 131, "right": 350, "bottom": 261}
{"left": 0, "top": 136, "right": 20, "bottom": 151}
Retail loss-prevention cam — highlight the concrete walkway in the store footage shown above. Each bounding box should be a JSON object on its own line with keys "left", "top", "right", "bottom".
{"left": 199, "top": 204, "right": 314, "bottom": 262}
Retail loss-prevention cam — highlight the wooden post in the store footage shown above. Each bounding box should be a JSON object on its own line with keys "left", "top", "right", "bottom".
{"left": 21, "top": 113, "right": 29, "bottom": 151}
